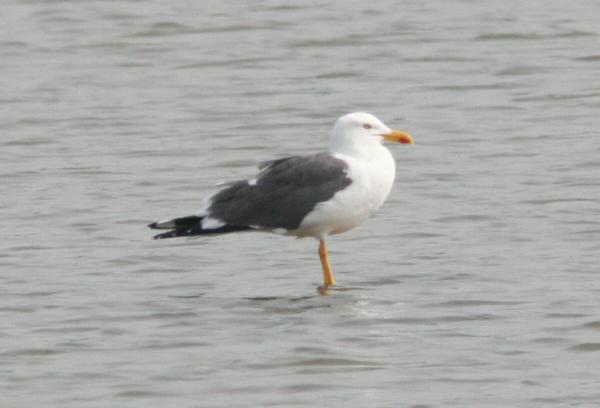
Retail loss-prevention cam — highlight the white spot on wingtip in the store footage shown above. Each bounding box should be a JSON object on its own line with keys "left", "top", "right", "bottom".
{"left": 248, "top": 178, "right": 257, "bottom": 186}
{"left": 201, "top": 217, "right": 225, "bottom": 229}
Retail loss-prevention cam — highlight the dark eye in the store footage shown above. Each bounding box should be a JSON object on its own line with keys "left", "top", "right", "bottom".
{"left": 362, "top": 123, "right": 372, "bottom": 129}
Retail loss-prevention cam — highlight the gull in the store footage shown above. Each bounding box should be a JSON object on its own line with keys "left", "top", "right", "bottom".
{"left": 148, "top": 112, "right": 414, "bottom": 291}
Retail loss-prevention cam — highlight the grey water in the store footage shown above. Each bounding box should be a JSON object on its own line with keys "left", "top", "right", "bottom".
{"left": 2, "top": 1, "right": 600, "bottom": 407}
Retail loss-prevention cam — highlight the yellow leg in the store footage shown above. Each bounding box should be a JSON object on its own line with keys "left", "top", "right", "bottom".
{"left": 318, "top": 240, "right": 336, "bottom": 289}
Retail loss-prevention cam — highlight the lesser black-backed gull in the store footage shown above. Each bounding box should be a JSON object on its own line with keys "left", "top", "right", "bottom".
{"left": 148, "top": 112, "right": 414, "bottom": 291}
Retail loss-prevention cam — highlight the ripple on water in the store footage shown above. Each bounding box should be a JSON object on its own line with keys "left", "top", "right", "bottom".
{"left": 567, "top": 343, "right": 600, "bottom": 352}
{"left": 580, "top": 320, "right": 600, "bottom": 330}
{"left": 430, "top": 300, "right": 524, "bottom": 307}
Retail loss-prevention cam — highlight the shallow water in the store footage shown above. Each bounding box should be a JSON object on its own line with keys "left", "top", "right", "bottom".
{"left": 2, "top": 1, "right": 600, "bottom": 407}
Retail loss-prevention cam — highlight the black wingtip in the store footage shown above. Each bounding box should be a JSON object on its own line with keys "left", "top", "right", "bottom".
{"left": 148, "top": 222, "right": 158, "bottom": 229}
{"left": 152, "top": 230, "right": 179, "bottom": 240}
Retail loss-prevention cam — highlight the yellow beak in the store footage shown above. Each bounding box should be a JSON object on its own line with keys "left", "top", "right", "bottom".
{"left": 383, "top": 129, "right": 414, "bottom": 145}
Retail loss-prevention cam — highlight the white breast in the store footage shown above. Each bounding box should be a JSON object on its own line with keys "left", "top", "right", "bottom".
{"left": 295, "top": 145, "right": 396, "bottom": 239}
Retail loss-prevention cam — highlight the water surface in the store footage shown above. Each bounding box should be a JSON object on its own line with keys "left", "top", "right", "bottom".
{"left": 2, "top": 1, "right": 600, "bottom": 407}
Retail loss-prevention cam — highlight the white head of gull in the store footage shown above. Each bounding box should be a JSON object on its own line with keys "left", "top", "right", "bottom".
{"left": 329, "top": 112, "right": 402, "bottom": 156}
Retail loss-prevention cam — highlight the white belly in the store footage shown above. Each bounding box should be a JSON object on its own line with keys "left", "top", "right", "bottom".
{"left": 295, "top": 148, "right": 396, "bottom": 239}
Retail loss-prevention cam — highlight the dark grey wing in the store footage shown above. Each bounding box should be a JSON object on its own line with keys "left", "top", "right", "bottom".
{"left": 257, "top": 156, "right": 300, "bottom": 170}
{"left": 207, "top": 153, "right": 352, "bottom": 230}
